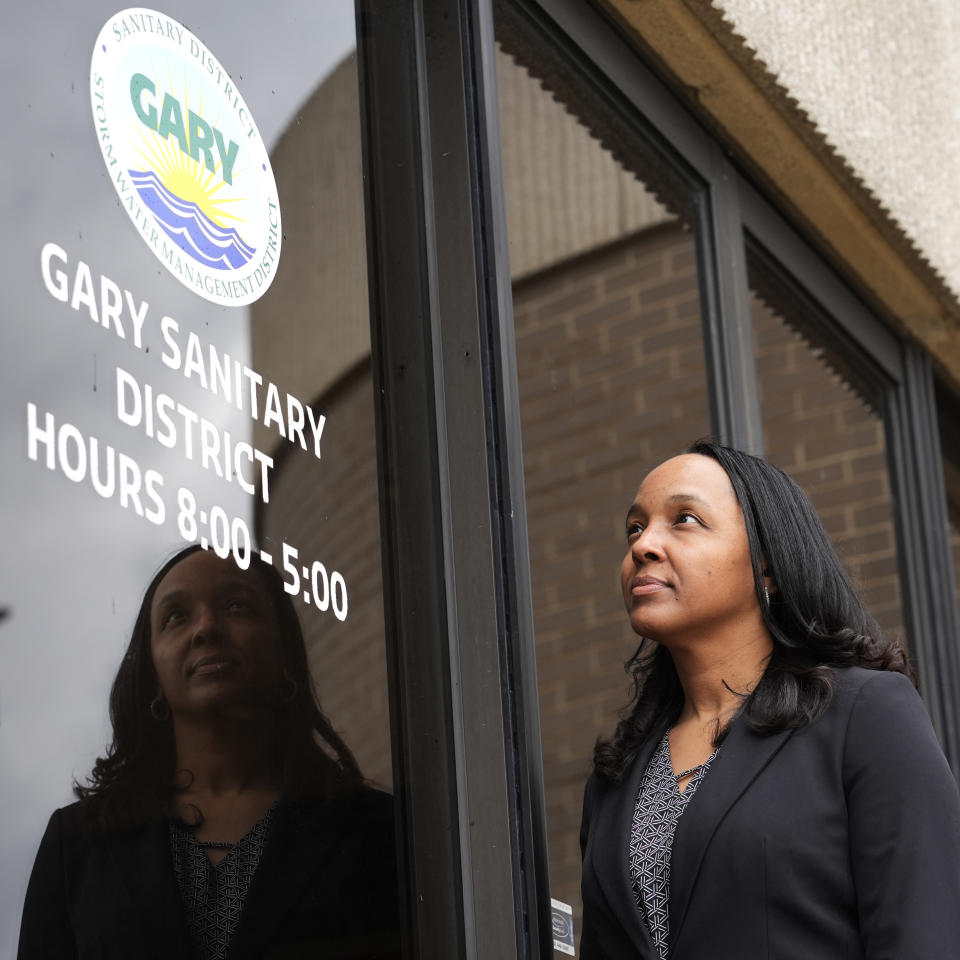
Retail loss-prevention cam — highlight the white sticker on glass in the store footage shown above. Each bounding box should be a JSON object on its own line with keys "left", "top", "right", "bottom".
{"left": 551, "top": 898, "right": 575, "bottom": 956}
{"left": 90, "top": 8, "right": 282, "bottom": 305}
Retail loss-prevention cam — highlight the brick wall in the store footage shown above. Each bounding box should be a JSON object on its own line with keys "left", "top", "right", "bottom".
{"left": 512, "top": 223, "right": 711, "bottom": 923}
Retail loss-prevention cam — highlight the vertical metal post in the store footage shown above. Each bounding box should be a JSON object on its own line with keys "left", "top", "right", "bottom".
{"left": 887, "top": 344, "right": 960, "bottom": 773}
{"left": 355, "top": 1, "right": 465, "bottom": 954}
{"left": 695, "top": 168, "right": 764, "bottom": 454}
{"left": 696, "top": 164, "right": 763, "bottom": 456}
{"left": 355, "top": 0, "right": 550, "bottom": 956}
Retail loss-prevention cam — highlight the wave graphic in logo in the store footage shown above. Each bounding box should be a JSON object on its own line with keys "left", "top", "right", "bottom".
{"left": 130, "top": 169, "right": 256, "bottom": 271}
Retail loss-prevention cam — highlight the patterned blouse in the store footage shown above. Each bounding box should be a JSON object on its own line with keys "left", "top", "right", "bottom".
{"left": 169, "top": 804, "right": 276, "bottom": 960}
{"left": 629, "top": 732, "right": 718, "bottom": 960}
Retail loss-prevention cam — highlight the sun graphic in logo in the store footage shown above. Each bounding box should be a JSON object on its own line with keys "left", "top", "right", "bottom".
{"left": 148, "top": 144, "right": 243, "bottom": 229}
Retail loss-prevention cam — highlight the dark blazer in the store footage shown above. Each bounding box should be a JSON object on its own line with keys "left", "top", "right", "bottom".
{"left": 580, "top": 667, "right": 960, "bottom": 959}
{"left": 18, "top": 784, "right": 402, "bottom": 960}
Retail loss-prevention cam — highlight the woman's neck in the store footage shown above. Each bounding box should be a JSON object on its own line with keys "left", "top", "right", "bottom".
{"left": 171, "top": 712, "right": 282, "bottom": 796}
{"left": 669, "top": 628, "right": 773, "bottom": 727}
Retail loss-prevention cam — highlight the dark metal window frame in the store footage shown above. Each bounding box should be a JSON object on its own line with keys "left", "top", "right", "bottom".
{"left": 356, "top": 1, "right": 548, "bottom": 957}
{"left": 354, "top": 0, "right": 960, "bottom": 957}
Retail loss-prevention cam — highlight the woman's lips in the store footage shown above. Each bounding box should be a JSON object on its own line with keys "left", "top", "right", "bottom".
{"left": 630, "top": 577, "right": 670, "bottom": 597}
{"left": 190, "top": 656, "right": 238, "bottom": 676}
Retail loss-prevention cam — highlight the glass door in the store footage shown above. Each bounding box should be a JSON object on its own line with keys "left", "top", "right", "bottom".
{"left": 2, "top": 4, "right": 407, "bottom": 956}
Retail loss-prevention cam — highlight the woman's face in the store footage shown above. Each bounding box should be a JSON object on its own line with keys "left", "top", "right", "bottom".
{"left": 620, "top": 453, "right": 761, "bottom": 646}
{"left": 149, "top": 550, "right": 284, "bottom": 717}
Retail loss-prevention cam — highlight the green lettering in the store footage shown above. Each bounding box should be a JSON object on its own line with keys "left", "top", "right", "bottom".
{"left": 130, "top": 74, "right": 241, "bottom": 188}
{"left": 130, "top": 73, "right": 157, "bottom": 130}
{"left": 213, "top": 128, "right": 239, "bottom": 185}
{"left": 157, "top": 93, "right": 188, "bottom": 154}
{"left": 187, "top": 110, "right": 216, "bottom": 174}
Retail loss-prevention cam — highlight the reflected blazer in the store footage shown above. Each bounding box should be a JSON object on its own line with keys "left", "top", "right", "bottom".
{"left": 579, "top": 667, "right": 960, "bottom": 959}
{"left": 18, "top": 785, "right": 401, "bottom": 960}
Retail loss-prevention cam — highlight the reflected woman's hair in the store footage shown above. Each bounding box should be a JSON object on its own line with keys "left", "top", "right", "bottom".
{"left": 75, "top": 544, "right": 362, "bottom": 824}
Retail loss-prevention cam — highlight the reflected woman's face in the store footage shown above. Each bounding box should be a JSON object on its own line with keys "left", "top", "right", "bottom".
{"left": 620, "top": 454, "right": 760, "bottom": 647}
{"left": 149, "top": 550, "right": 284, "bottom": 717}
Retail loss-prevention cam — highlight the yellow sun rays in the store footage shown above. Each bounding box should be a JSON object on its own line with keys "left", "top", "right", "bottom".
{"left": 131, "top": 67, "right": 247, "bottom": 228}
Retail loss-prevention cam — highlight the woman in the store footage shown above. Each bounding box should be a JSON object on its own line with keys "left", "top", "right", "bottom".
{"left": 19, "top": 544, "right": 401, "bottom": 960}
{"left": 580, "top": 440, "right": 960, "bottom": 959}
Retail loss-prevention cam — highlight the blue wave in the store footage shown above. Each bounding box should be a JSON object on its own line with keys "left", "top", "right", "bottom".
{"left": 130, "top": 169, "right": 256, "bottom": 270}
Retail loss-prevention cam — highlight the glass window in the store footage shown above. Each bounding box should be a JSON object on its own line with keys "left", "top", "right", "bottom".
{"left": 748, "top": 266, "right": 907, "bottom": 641}
{"left": 935, "top": 379, "right": 960, "bottom": 614}
{"left": 2, "top": 5, "right": 402, "bottom": 956}
{"left": 495, "top": 24, "right": 712, "bottom": 946}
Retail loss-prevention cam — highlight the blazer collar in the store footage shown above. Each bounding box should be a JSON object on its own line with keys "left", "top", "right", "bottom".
{"left": 593, "top": 719, "right": 670, "bottom": 959}
{"left": 103, "top": 816, "right": 193, "bottom": 959}
{"left": 103, "top": 793, "right": 347, "bottom": 960}
{"left": 227, "top": 791, "right": 347, "bottom": 960}
{"left": 593, "top": 714, "right": 795, "bottom": 959}
{"left": 668, "top": 716, "right": 795, "bottom": 954}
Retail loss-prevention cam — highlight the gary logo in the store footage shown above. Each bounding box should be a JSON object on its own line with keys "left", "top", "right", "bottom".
{"left": 91, "top": 8, "right": 281, "bottom": 306}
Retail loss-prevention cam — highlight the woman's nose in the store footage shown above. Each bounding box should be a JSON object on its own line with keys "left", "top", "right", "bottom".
{"left": 631, "top": 525, "right": 663, "bottom": 562}
{"left": 190, "top": 606, "right": 221, "bottom": 644}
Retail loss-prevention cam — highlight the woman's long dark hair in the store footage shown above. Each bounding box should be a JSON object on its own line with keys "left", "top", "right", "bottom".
{"left": 75, "top": 544, "right": 363, "bottom": 824}
{"left": 594, "top": 440, "right": 912, "bottom": 782}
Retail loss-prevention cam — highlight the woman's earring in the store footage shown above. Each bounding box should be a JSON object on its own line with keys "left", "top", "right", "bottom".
{"left": 149, "top": 695, "right": 170, "bottom": 721}
{"left": 763, "top": 585, "right": 771, "bottom": 609}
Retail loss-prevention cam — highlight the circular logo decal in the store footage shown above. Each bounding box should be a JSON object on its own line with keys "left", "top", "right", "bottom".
{"left": 90, "top": 8, "right": 281, "bottom": 306}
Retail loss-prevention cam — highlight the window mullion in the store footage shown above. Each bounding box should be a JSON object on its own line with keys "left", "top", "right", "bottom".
{"left": 887, "top": 345, "right": 960, "bottom": 771}
{"left": 696, "top": 155, "right": 764, "bottom": 453}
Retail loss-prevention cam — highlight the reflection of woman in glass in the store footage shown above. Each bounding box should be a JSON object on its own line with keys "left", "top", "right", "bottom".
{"left": 580, "top": 441, "right": 960, "bottom": 959}
{"left": 19, "top": 544, "right": 401, "bottom": 959}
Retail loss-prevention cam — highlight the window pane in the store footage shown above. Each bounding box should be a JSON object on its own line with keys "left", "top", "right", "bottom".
{"left": 935, "top": 379, "right": 960, "bottom": 614}
{"left": 495, "top": 22, "right": 712, "bottom": 946}
{"left": 2, "top": 5, "right": 402, "bottom": 956}
{"left": 749, "top": 272, "right": 906, "bottom": 640}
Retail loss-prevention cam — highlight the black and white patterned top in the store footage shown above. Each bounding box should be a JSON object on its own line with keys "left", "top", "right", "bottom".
{"left": 170, "top": 804, "right": 277, "bottom": 960}
{"left": 629, "top": 732, "right": 717, "bottom": 960}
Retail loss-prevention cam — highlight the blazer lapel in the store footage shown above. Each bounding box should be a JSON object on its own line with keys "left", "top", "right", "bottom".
{"left": 592, "top": 724, "right": 668, "bottom": 959}
{"left": 667, "top": 718, "right": 794, "bottom": 954}
{"left": 104, "top": 817, "right": 193, "bottom": 958}
{"left": 227, "top": 793, "right": 342, "bottom": 960}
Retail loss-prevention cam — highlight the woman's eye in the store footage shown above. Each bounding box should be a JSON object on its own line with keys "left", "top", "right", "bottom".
{"left": 160, "top": 609, "right": 184, "bottom": 628}
{"left": 675, "top": 511, "right": 700, "bottom": 526}
{"left": 626, "top": 522, "right": 644, "bottom": 541}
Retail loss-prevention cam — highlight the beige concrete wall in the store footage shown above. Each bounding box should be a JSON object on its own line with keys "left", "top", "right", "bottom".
{"left": 712, "top": 0, "right": 960, "bottom": 296}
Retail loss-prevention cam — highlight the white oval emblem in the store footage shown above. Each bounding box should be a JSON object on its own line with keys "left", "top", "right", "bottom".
{"left": 90, "top": 8, "right": 281, "bottom": 306}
